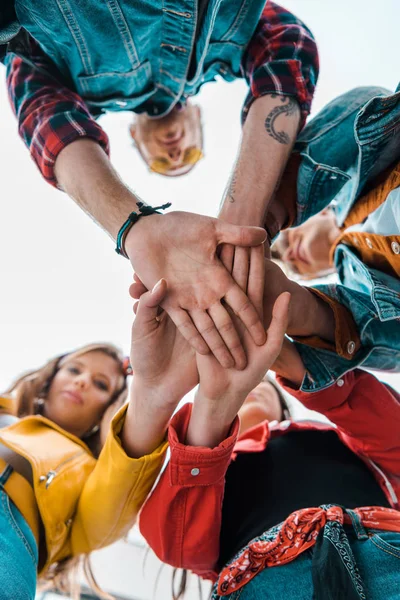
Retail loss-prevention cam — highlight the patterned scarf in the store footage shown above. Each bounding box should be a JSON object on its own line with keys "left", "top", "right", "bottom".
{"left": 214, "top": 505, "right": 400, "bottom": 599}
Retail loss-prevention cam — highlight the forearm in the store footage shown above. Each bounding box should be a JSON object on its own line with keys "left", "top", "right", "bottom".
{"left": 54, "top": 138, "right": 143, "bottom": 239}
{"left": 186, "top": 389, "right": 241, "bottom": 448}
{"left": 219, "top": 94, "right": 300, "bottom": 229}
{"left": 120, "top": 380, "right": 183, "bottom": 459}
{"left": 270, "top": 339, "right": 306, "bottom": 388}
{"left": 263, "top": 261, "right": 335, "bottom": 344}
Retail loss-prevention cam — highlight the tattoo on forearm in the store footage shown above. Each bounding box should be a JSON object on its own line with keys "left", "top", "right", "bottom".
{"left": 226, "top": 167, "right": 238, "bottom": 204}
{"left": 264, "top": 95, "right": 298, "bottom": 145}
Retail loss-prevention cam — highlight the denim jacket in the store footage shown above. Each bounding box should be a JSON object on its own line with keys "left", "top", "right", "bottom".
{"left": 9, "top": 0, "right": 266, "bottom": 117}
{"left": 290, "top": 85, "right": 400, "bottom": 392}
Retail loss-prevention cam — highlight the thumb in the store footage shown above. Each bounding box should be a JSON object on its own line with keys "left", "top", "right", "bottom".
{"left": 262, "top": 292, "right": 291, "bottom": 359}
{"left": 135, "top": 279, "right": 167, "bottom": 325}
{"left": 216, "top": 221, "right": 267, "bottom": 248}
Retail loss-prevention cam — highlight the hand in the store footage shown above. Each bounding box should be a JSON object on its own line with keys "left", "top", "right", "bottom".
{"left": 186, "top": 245, "right": 291, "bottom": 447}
{"left": 124, "top": 211, "right": 267, "bottom": 370}
{"left": 121, "top": 277, "right": 198, "bottom": 459}
{"left": 129, "top": 277, "right": 198, "bottom": 404}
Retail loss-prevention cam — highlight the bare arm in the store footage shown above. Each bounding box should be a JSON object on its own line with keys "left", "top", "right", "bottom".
{"left": 54, "top": 138, "right": 142, "bottom": 239}
{"left": 219, "top": 94, "right": 300, "bottom": 231}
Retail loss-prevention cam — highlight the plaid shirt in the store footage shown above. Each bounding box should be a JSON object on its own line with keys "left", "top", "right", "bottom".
{"left": 6, "top": 1, "right": 318, "bottom": 188}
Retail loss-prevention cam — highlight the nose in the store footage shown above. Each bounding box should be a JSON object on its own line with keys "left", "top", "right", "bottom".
{"left": 283, "top": 245, "right": 295, "bottom": 264}
{"left": 167, "top": 146, "right": 183, "bottom": 163}
{"left": 74, "top": 373, "right": 90, "bottom": 389}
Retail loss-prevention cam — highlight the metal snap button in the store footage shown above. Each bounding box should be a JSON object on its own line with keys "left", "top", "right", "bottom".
{"left": 365, "top": 238, "right": 373, "bottom": 249}
{"left": 391, "top": 241, "right": 400, "bottom": 255}
{"left": 337, "top": 378, "right": 344, "bottom": 387}
{"left": 191, "top": 468, "right": 200, "bottom": 476}
{"left": 347, "top": 341, "right": 356, "bottom": 355}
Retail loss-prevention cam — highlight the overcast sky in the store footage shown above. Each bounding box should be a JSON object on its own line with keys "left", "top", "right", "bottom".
{"left": 0, "top": 0, "right": 399, "bottom": 394}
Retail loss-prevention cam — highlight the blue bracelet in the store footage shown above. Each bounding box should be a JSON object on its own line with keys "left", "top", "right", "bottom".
{"left": 115, "top": 202, "right": 171, "bottom": 258}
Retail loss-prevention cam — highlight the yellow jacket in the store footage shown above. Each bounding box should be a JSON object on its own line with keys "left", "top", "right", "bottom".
{"left": 0, "top": 397, "right": 168, "bottom": 574}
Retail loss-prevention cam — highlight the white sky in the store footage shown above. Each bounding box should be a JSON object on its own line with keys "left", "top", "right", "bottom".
{"left": 0, "top": 0, "right": 399, "bottom": 395}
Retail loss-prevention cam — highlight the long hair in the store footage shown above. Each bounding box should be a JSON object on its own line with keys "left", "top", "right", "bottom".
{"left": 3, "top": 343, "right": 130, "bottom": 599}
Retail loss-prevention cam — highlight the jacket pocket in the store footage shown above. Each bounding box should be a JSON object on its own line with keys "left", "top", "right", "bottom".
{"left": 76, "top": 60, "right": 156, "bottom": 109}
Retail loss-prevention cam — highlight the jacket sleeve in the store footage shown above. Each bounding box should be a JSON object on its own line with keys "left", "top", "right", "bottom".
{"left": 139, "top": 403, "right": 239, "bottom": 579}
{"left": 241, "top": 1, "right": 319, "bottom": 127}
{"left": 70, "top": 404, "right": 168, "bottom": 554}
{"left": 5, "top": 35, "right": 109, "bottom": 188}
{"left": 277, "top": 369, "right": 400, "bottom": 476}
{"left": 290, "top": 280, "right": 400, "bottom": 392}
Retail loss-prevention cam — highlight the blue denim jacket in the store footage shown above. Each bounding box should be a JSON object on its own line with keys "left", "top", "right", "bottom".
{"left": 12, "top": 0, "right": 266, "bottom": 117}
{"left": 290, "top": 85, "right": 400, "bottom": 392}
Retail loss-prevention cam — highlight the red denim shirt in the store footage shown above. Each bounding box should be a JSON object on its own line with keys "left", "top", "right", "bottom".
{"left": 139, "top": 370, "right": 400, "bottom": 581}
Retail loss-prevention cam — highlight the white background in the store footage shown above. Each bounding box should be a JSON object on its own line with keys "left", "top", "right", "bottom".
{"left": 0, "top": 0, "right": 399, "bottom": 597}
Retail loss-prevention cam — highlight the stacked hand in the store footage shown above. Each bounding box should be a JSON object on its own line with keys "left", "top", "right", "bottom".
{"left": 187, "top": 245, "right": 291, "bottom": 447}
{"left": 125, "top": 211, "right": 268, "bottom": 370}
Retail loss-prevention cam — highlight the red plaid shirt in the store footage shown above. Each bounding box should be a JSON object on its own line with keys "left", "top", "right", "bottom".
{"left": 6, "top": 1, "right": 318, "bottom": 187}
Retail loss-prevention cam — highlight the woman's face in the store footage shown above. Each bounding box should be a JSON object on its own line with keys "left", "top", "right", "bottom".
{"left": 272, "top": 209, "right": 340, "bottom": 278}
{"left": 43, "top": 351, "right": 122, "bottom": 438}
{"left": 238, "top": 380, "right": 284, "bottom": 435}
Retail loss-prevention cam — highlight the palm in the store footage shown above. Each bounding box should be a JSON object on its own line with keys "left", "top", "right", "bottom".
{"left": 130, "top": 309, "right": 197, "bottom": 401}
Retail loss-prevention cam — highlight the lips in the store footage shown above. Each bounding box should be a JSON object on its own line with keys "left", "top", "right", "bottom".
{"left": 62, "top": 390, "right": 84, "bottom": 405}
{"left": 157, "top": 132, "right": 183, "bottom": 147}
{"left": 295, "top": 240, "right": 310, "bottom": 265}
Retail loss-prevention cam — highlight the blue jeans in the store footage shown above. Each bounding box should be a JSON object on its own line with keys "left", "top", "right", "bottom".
{"left": 0, "top": 466, "right": 38, "bottom": 600}
{"left": 220, "top": 528, "right": 400, "bottom": 600}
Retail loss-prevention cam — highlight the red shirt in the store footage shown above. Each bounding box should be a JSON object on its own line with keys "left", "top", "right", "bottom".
{"left": 139, "top": 370, "right": 400, "bottom": 581}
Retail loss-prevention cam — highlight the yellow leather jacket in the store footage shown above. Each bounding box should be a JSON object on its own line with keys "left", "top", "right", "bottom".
{"left": 0, "top": 397, "right": 168, "bottom": 574}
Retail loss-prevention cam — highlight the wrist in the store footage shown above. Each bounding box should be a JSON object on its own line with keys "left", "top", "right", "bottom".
{"left": 219, "top": 196, "right": 266, "bottom": 228}
{"left": 123, "top": 212, "right": 164, "bottom": 262}
{"left": 185, "top": 387, "right": 243, "bottom": 448}
{"left": 130, "top": 379, "right": 183, "bottom": 413}
{"left": 287, "top": 286, "right": 335, "bottom": 343}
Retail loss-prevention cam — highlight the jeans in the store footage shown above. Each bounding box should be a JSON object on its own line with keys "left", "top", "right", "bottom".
{"left": 0, "top": 465, "right": 38, "bottom": 600}
{"left": 220, "top": 528, "right": 400, "bottom": 600}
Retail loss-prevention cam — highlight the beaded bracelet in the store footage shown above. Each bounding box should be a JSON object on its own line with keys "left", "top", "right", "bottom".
{"left": 115, "top": 201, "right": 172, "bottom": 258}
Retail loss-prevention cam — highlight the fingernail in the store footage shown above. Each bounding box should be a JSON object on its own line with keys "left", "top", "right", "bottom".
{"left": 152, "top": 279, "right": 163, "bottom": 294}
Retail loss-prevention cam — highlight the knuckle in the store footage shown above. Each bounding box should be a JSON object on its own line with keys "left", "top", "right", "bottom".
{"left": 218, "top": 321, "right": 235, "bottom": 335}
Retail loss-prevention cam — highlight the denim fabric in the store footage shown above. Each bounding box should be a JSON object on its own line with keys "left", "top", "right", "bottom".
{"left": 217, "top": 528, "right": 400, "bottom": 600}
{"left": 13, "top": 0, "right": 266, "bottom": 117}
{"left": 287, "top": 85, "right": 400, "bottom": 392}
{"left": 0, "top": 466, "right": 38, "bottom": 600}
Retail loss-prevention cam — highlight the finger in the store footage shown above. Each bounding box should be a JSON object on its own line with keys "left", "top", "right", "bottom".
{"left": 133, "top": 301, "right": 139, "bottom": 314}
{"left": 165, "top": 305, "right": 210, "bottom": 356}
{"left": 133, "top": 272, "right": 144, "bottom": 285}
{"left": 247, "top": 245, "right": 265, "bottom": 318}
{"left": 262, "top": 292, "right": 291, "bottom": 360}
{"left": 232, "top": 246, "right": 250, "bottom": 292}
{"left": 224, "top": 284, "right": 266, "bottom": 346}
{"left": 190, "top": 309, "right": 235, "bottom": 368}
{"left": 216, "top": 221, "right": 266, "bottom": 248}
{"left": 135, "top": 279, "right": 168, "bottom": 325}
{"left": 219, "top": 244, "right": 235, "bottom": 273}
{"left": 207, "top": 303, "right": 247, "bottom": 370}
{"left": 129, "top": 280, "right": 148, "bottom": 299}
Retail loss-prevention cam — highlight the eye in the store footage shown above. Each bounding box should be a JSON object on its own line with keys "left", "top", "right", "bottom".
{"left": 95, "top": 380, "right": 109, "bottom": 392}
{"left": 68, "top": 366, "right": 80, "bottom": 375}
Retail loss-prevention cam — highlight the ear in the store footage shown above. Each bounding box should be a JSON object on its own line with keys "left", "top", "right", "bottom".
{"left": 320, "top": 207, "right": 331, "bottom": 216}
{"left": 129, "top": 123, "right": 137, "bottom": 141}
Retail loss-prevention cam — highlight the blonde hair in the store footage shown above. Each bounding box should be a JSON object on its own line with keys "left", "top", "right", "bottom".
{"left": 4, "top": 343, "right": 129, "bottom": 599}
